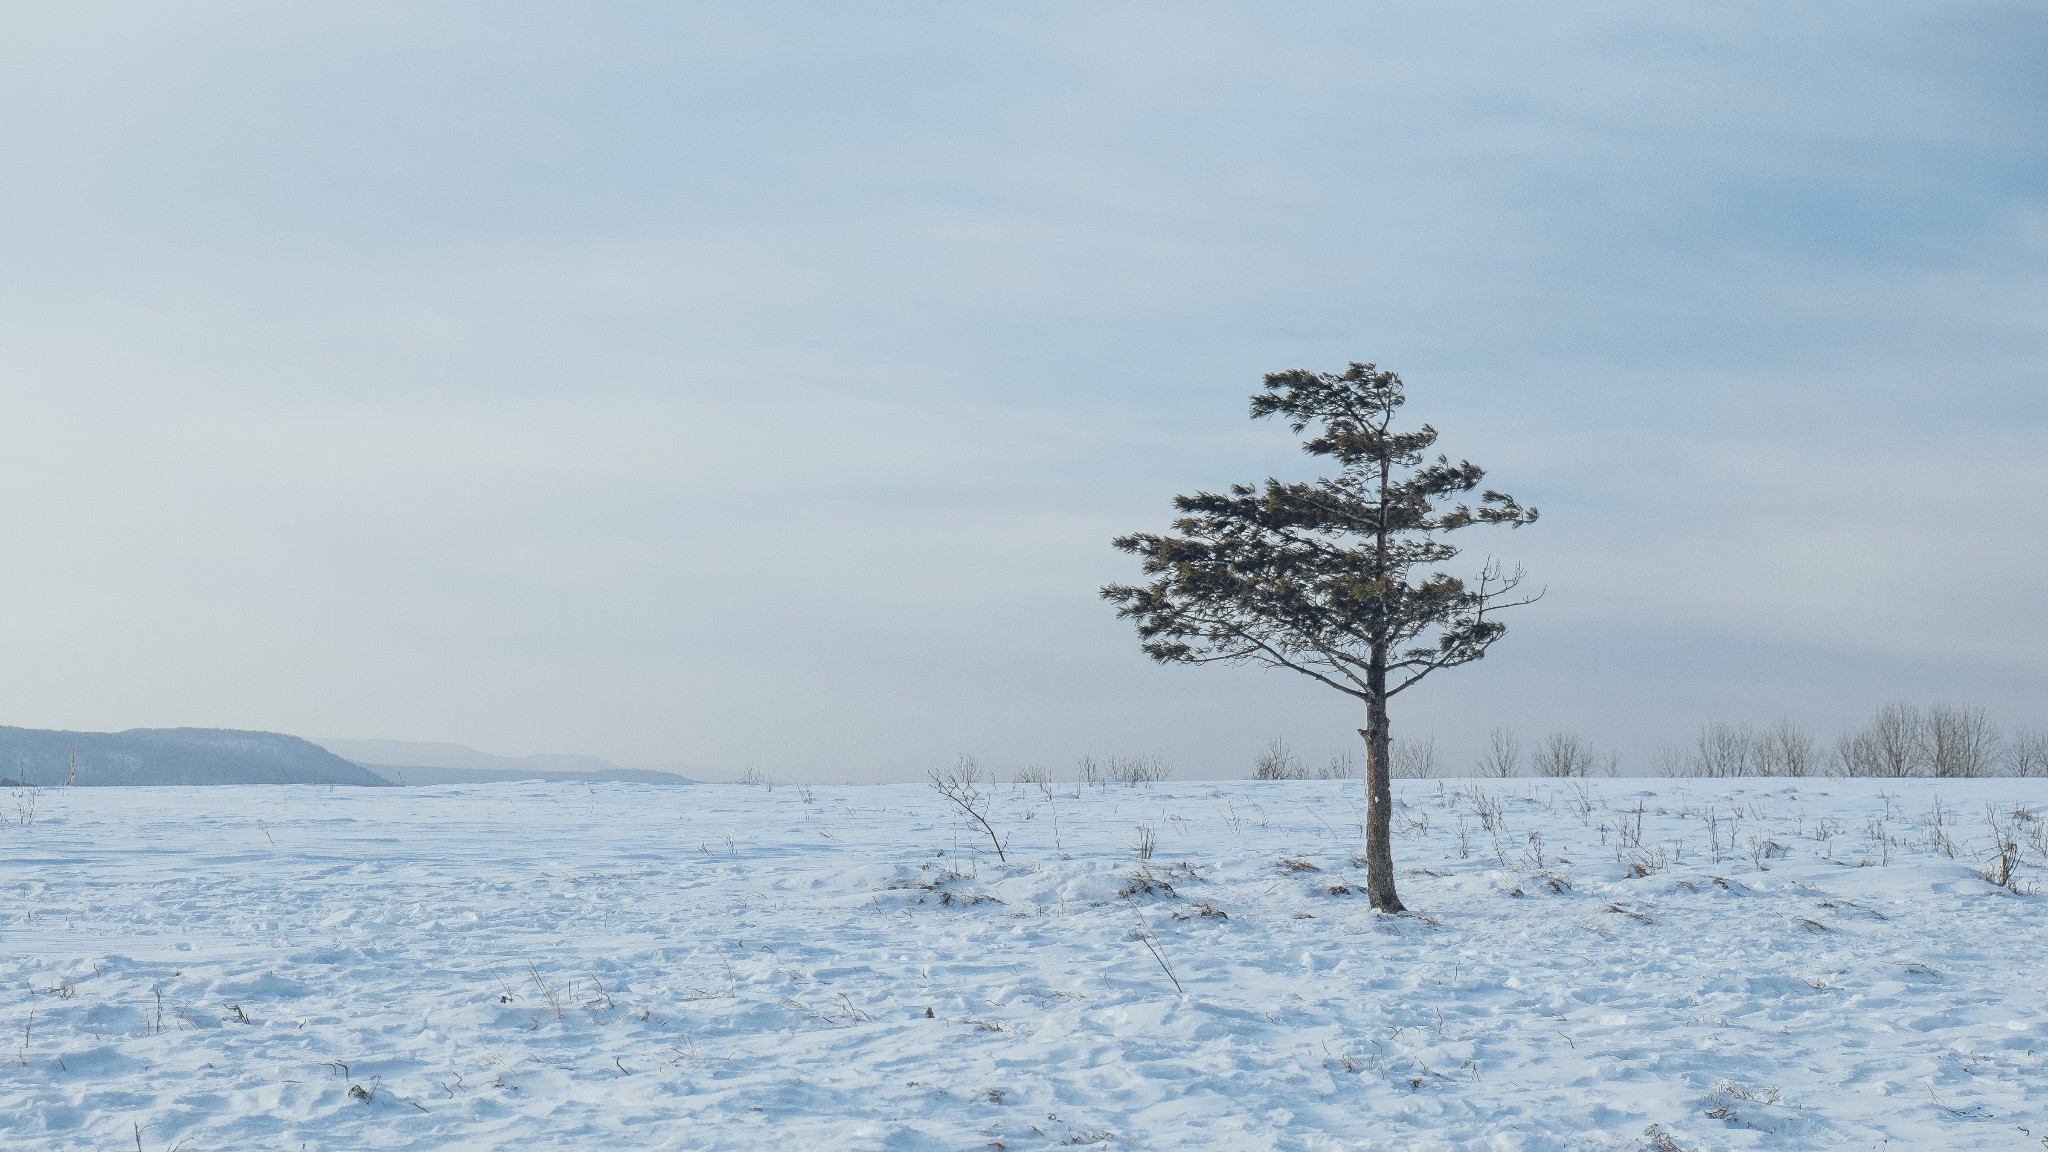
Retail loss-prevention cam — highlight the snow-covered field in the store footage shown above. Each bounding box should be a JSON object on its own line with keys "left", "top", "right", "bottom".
{"left": 4, "top": 776, "right": 2046, "bottom": 1151}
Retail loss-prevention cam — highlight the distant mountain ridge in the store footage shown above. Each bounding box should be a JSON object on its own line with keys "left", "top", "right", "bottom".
{"left": 0, "top": 726, "right": 388, "bottom": 787}
{"left": 312, "top": 738, "right": 696, "bottom": 785}
{"left": 313, "top": 738, "right": 627, "bottom": 775}
{"left": 0, "top": 728, "right": 695, "bottom": 787}
{"left": 354, "top": 763, "right": 695, "bottom": 785}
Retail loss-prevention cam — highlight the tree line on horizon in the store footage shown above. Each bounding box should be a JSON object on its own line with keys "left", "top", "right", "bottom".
{"left": 1248, "top": 701, "right": 2047, "bottom": 781}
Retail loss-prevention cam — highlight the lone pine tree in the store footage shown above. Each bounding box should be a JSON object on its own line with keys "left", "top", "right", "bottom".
{"left": 1103, "top": 361, "right": 1538, "bottom": 912}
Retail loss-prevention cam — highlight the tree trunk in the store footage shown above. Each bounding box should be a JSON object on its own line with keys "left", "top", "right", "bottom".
{"left": 1359, "top": 654, "right": 1405, "bottom": 913}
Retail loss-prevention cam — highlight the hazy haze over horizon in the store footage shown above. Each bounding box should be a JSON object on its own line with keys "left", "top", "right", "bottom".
{"left": 2, "top": 3, "right": 2043, "bottom": 781}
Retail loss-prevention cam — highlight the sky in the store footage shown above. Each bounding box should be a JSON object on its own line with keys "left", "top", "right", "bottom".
{"left": 1, "top": 2, "right": 2043, "bottom": 781}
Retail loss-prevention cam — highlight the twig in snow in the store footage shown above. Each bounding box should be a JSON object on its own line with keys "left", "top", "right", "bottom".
{"left": 527, "top": 964, "right": 563, "bottom": 1019}
{"left": 1131, "top": 922, "right": 1184, "bottom": 995}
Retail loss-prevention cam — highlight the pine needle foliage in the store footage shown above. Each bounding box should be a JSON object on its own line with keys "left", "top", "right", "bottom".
{"left": 1102, "top": 361, "right": 1538, "bottom": 911}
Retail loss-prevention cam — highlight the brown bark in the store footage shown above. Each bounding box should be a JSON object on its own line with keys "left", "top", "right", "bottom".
{"left": 1358, "top": 648, "right": 1405, "bottom": 912}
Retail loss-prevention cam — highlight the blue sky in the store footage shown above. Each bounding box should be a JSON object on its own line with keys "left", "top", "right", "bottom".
{"left": 1, "top": 3, "right": 2042, "bottom": 779}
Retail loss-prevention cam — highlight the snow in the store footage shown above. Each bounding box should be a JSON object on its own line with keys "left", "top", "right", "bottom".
{"left": 3, "top": 777, "right": 2045, "bottom": 1150}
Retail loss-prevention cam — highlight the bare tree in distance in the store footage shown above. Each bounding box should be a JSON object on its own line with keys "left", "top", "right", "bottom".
{"left": 1104, "top": 361, "right": 1539, "bottom": 912}
{"left": 1013, "top": 766, "right": 1054, "bottom": 800}
{"left": 1106, "top": 756, "right": 1171, "bottom": 785}
{"left": 1926, "top": 704, "right": 2000, "bottom": 778}
{"left": 1650, "top": 745, "right": 1685, "bottom": 777}
{"left": 1832, "top": 729, "right": 1883, "bottom": 777}
{"left": 2011, "top": 728, "right": 2048, "bottom": 777}
{"left": 1866, "top": 704, "right": 1927, "bottom": 777}
{"left": 1392, "top": 735, "right": 1441, "bottom": 780}
{"left": 1758, "top": 720, "right": 1818, "bottom": 777}
{"left": 1533, "top": 732, "right": 1595, "bottom": 778}
{"left": 1692, "top": 722, "right": 1756, "bottom": 778}
{"left": 1253, "top": 737, "right": 1305, "bottom": 780}
{"left": 1255, "top": 739, "right": 1358, "bottom": 780}
{"left": 1475, "top": 728, "right": 1522, "bottom": 778}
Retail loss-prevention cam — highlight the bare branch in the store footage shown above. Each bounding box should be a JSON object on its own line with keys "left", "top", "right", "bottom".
{"left": 927, "top": 757, "right": 1007, "bottom": 864}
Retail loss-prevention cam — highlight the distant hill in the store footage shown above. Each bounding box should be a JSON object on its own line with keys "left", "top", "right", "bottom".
{"left": 313, "top": 738, "right": 696, "bottom": 785}
{"left": 0, "top": 727, "right": 390, "bottom": 787}
{"left": 355, "top": 763, "right": 696, "bottom": 785}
